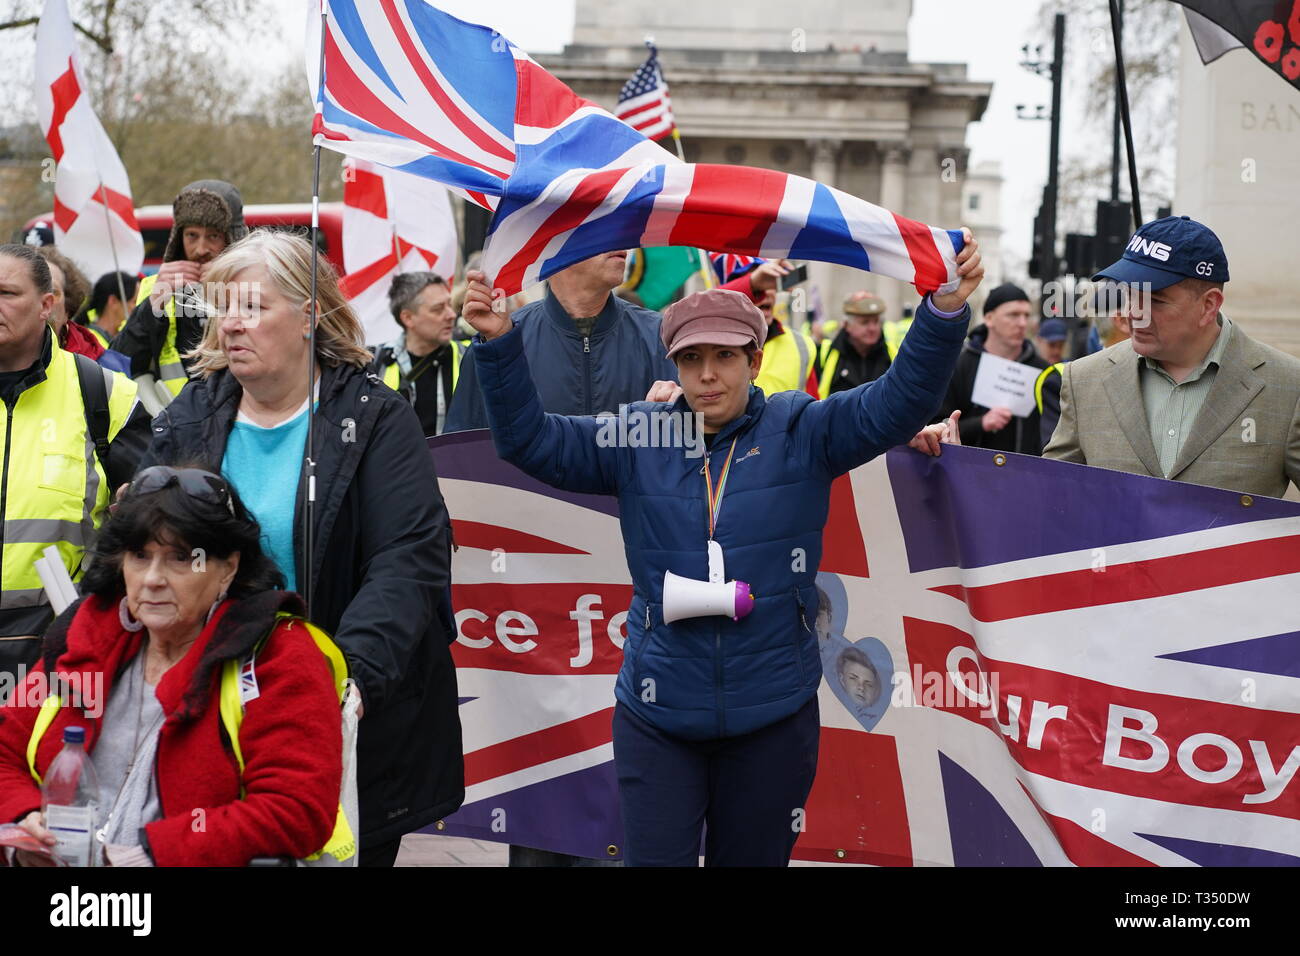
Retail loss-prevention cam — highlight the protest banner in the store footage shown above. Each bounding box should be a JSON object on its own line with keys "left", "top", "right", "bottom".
{"left": 429, "top": 431, "right": 1300, "bottom": 865}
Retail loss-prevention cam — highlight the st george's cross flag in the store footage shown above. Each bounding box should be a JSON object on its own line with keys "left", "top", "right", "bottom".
{"left": 34, "top": 0, "right": 143, "bottom": 280}
{"left": 305, "top": 0, "right": 964, "bottom": 297}
{"left": 428, "top": 432, "right": 1300, "bottom": 865}
{"left": 339, "top": 156, "right": 460, "bottom": 344}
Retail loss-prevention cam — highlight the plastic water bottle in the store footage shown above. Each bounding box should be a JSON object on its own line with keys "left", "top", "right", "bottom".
{"left": 41, "top": 726, "right": 100, "bottom": 867}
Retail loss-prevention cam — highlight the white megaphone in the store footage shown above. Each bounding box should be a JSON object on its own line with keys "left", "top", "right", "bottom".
{"left": 662, "top": 541, "right": 755, "bottom": 624}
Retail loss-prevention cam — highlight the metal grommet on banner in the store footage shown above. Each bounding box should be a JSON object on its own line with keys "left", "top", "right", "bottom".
{"left": 434, "top": 820, "right": 445, "bottom": 830}
{"left": 1240, "top": 494, "right": 1253, "bottom": 507}
{"left": 835, "top": 849, "right": 846, "bottom": 859}
{"left": 606, "top": 844, "right": 619, "bottom": 857}
{"left": 993, "top": 454, "right": 1007, "bottom": 467}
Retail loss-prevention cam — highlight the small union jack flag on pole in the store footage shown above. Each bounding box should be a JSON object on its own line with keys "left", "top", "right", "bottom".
{"left": 615, "top": 42, "right": 677, "bottom": 142}
{"left": 709, "top": 252, "right": 766, "bottom": 284}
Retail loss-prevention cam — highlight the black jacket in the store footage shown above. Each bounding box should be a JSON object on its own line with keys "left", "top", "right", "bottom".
{"left": 444, "top": 287, "right": 677, "bottom": 432}
{"left": 112, "top": 294, "right": 208, "bottom": 381}
{"left": 822, "top": 327, "right": 891, "bottom": 395}
{"left": 139, "top": 360, "right": 465, "bottom": 846}
{"left": 936, "top": 324, "right": 1050, "bottom": 457}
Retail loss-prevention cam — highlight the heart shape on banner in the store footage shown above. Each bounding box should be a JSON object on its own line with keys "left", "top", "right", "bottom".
{"left": 820, "top": 633, "right": 894, "bottom": 733}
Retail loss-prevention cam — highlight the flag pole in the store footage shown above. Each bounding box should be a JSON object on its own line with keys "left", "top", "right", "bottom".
{"left": 647, "top": 35, "right": 713, "bottom": 291}
{"left": 303, "top": 0, "right": 328, "bottom": 620}
{"left": 1108, "top": 0, "right": 1143, "bottom": 229}
{"left": 94, "top": 183, "right": 131, "bottom": 323}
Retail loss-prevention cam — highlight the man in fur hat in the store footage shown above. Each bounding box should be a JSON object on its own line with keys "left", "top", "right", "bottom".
{"left": 112, "top": 180, "right": 248, "bottom": 401}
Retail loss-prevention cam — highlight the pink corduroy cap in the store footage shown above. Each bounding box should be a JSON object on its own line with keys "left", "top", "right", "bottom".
{"left": 660, "top": 288, "right": 768, "bottom": 359}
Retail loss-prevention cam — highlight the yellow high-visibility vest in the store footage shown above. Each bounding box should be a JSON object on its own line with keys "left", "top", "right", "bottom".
{"left": 755, "top": 324, "right": 815, "bottom": 396}
{"left": 1035, "top": 363, "right": 1065, "bottom": 413}
{"left": 1, "top": 336, "right": 138, "bottom": 617}
{"left": 379, "top": 340, "right": 466, "bottom": 394}
{"left": 816, "top": 339, "right": 838, "bottom": 400}
{"left": 882, "top": 317, "right": 912, "bottom": 360}
{"left": 134, "top": 274, "right": 189, "bottom": 397}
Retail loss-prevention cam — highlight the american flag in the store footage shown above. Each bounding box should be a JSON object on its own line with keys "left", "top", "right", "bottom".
{"left": 615, "top": 43, "right": 676, "bottom": 141}
{"left": 305, "top": 0, "right": 964, "bottom": 298}
{"left": 428, "top": 432, "right": 1300, "bottom": 865}
{"left": 710, "top": 252, "right": 765, "bottom": 284}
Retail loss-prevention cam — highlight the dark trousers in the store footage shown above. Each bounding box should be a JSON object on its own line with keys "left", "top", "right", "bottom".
{"left": 359, "top": 836, "right": 403, "bottom": 868}
{"left": 613, "top": 695, "right": 820, "bottom": 867}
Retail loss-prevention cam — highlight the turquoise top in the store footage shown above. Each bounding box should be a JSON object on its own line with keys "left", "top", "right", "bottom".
{"left": 221, "top": 404, "right": 310, "bottom": 592}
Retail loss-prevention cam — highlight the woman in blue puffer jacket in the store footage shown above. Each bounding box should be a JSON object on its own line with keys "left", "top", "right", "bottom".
{"left": 461, "top": 232, "right": 983, "bottom": 866}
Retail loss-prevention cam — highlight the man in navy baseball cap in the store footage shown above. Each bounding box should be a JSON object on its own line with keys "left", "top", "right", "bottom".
{"left": 1045, "top": 214, "right": 1300, "bottom": 500}
{"left": 1094, "top": 214, "right": 1229, "bottom": 291}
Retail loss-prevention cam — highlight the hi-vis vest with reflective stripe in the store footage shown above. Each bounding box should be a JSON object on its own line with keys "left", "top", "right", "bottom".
{"left": 816, "top": 339, "right": 838, "bottom": 400}
{"left": 27, "top": 613, "right": 356, "bottom": 865}
{"left": 379, "top": 340, "right": 466, "bottom": 394}
{"left": 816, "top": 318, "right": 911, "bottom": 398}
{"left": 1034, "top": 362, "right": 1065, "bottom": 413}
{"left": 134, "top": 274, "right": 189, "bottom": 396}
{"left": 1, "top": 339, "right": 137, "bottom": 616}
{"left": 754, "top": 324, "right": 815, "bottom": 396}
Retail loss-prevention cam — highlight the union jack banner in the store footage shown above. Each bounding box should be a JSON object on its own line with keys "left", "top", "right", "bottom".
{"left": 615, "top": 43, "right": 677, "bottom": 141}
{"left": 305, "top": 1, "right": 964, "bottom": 297}
{"left": 34, "top": 0, "right": 144, "bottom": 279}
{"left": 428, "top": 432, "right": 1300, "bottom": 865}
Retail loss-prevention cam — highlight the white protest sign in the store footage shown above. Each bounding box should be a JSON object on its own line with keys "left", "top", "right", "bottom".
{"left": 971, "top": 352, "right": 1039, "bottom": 418}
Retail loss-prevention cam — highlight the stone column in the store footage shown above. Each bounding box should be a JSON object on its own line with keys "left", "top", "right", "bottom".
{"left": 804, "top": 138, "right": 842, "bottom": 333}
{"left": 878, "top": 145, "right": 910, "bottom": 321}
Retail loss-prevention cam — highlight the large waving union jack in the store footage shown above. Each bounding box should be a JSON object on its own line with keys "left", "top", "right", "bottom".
{"left": 306, "top": 0, "right": 964, "bottom": 296}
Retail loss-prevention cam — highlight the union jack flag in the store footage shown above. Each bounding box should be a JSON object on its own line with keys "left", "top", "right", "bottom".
{"left": 428, "top": 432, "right": 1300, "bottom": 865}
{"left": 615, "top": 43, "right": 676, "bottom": 141}
{"left": 710, "top": 252, "right": 765, "bottom": 284}
{"left": 305, "top": 1, "right": 964, "bottom": 297}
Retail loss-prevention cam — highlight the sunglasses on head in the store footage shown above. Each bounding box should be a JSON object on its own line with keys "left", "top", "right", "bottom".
{"left": 127, "top": 466, "right": 236, "bottom": 516}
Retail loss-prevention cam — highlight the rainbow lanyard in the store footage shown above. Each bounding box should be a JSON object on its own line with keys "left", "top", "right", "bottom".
{"left": 704, "top": 437, "right": 741, "bottom": 540}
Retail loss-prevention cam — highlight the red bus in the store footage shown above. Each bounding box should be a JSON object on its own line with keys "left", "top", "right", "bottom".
{"left": 22, "top": 202, "right": 346, "bottom": 276}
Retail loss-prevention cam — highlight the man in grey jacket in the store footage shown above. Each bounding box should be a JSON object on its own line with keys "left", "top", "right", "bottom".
{"left": 1044, "top": 216, "right": 1300, "bottom": 499}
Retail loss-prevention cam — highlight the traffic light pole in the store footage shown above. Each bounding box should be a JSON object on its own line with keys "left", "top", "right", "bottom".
{"left": 1110, "top": 0, "right": 1123, "bottom": 203}
{"left": 1109, "top": 0, "right": 1143, "bottom": 229}
{"left": 1039, "top": 13, "right": 1065, "bottom": 309}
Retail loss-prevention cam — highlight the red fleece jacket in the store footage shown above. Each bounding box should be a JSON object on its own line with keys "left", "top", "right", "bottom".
{"left": 0, "top": 594, "right": 341, "bottom": 866}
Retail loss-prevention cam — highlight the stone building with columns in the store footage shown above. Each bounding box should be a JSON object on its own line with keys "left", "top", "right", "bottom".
{"left": 537, "top": 0, "right": 992, "bottom": 325}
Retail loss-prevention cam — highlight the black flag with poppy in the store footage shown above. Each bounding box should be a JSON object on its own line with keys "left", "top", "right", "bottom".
{"left": 1170, "top": 1, "right": 1300, "bottom": 90}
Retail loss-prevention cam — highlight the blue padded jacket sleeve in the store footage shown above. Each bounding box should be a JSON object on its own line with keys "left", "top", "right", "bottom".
{"left": 473, "top": 324, "right": 623, "bottom": 495}
{"left": 794, "top": 296, "right": 970, "bottom": 478}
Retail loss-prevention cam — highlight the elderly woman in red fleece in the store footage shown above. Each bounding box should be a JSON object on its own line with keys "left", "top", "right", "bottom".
{"left": 0, "top": 466, "right": 343, "bottom": 867}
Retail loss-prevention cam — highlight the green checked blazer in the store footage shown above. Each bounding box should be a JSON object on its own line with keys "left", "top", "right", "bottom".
{"left": 1044, "top": 319, "right": 1300, "bottom": 499}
